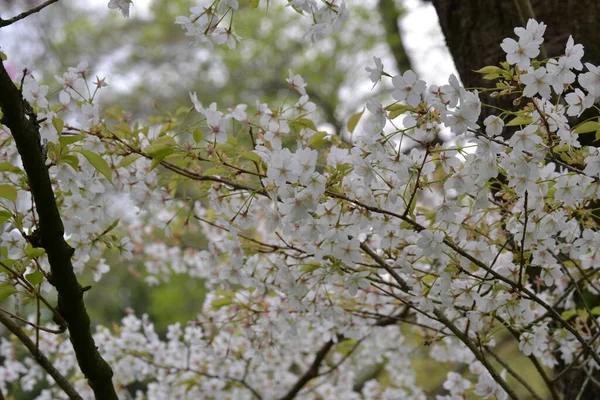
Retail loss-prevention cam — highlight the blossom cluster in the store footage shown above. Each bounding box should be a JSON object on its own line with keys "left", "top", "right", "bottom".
{"left": 171, "top": 0, "right": 348, "bottom": 49}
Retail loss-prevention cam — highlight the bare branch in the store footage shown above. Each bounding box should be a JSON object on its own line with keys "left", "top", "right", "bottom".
{"left": 0, "top": 0, "right": 59, "bottom": 28}
{"left": 0, "top": 312, "right": 82, "bottom": 399}
{"left": 279, "top": 339, "right": 336, "bottom": 400}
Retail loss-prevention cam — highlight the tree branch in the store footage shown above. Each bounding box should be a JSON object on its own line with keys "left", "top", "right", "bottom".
{"left": 0, "top": 0, "right": 60, "bottom": 28}
{"left": 0, "top": 312, "right": 82, "bottom": 399}
{"left": 0, "top": 63, "right": 118, "bottom": 399}
{"left": 377, "top": 0, "right": 413, "bottom": 73}
{"left": 279, "top": 339, "right": 336, "bottom": 400}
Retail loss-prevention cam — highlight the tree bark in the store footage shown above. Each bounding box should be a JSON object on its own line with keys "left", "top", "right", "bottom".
{"left": 0, "top": 62, "right": 118, "bottom": 399}
{"left": 431, "top": 1, "right": 600, "bottom": 398}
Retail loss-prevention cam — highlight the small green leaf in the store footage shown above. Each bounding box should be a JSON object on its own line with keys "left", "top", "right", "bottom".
{"left": 0, "top": 184, "right": 18, "bottom": 202}
{"left": 104, "top": 218, "right": 120, "bottom": 234}
{"left": 118, "top": 153, "right": 141, "bottom": 168}
{"left": 144, "top": 136, "right": 176, "bottom": 160}
{"left": 61, "top": 154, "right": 80, "bottom": 169}
{"left": 211, "top": 298, "right": 234, "bottom": 309}
{"left": 291, "top": 118, "right": 317, "bottom": 132}
{"left": 52, "top": 117, "right": 64, "bottom": 135}
{"left": 386, "top": 103, "right": 412, "bottom": 119}
{"left": 482, "top": 73, "right": 501, "bottom": 80}
{"left": 561, "top": 309, "right": 577, "bottom": 321}
{"left": 149, "top": 157, "right": 163, "bottom": 172}
{"left": 506, "top": 115, "right": 533, "bottom": 127}
{"left": 249, "top": 0, "right": 260, "bottom": 8}
{"left": 241, "top": 151, "right": 262, "bottom": 164}
{"left": 301, "top": 263, "right": 321, "bottom": 273}
{"left": 25, "top": 243, "right": 45, "bottom": 259}
{"left": 347, "top": 108, "right": 365, "bottom": 134}
{"left": 25, "top": 271, "right": 44, "bottom": 286}
{"left": 203, "top": 167, "right": 228, "bottom": 176}
{"left": 80, "top": 150, "right": 113, "bottom": 183}
{"left": 0, "top": 162, "right": 22, "bottom": 174}
{"left": 574, "top": 120, "right": 600, "bottom": 134}
{"left": 473, "top": 66, "right": 504, "bottom": 74}
{"left": 59, "top": 135, "right": 84, "bottom": 146}
{"left": 0, "top": 107, "right": 3, "bottom": 119}
{"left": 0, "top": 257, "right": 13, "bottom": 273}
{"left": 192, "top": 128, "right": 204, "bottom": 143}
{"left": 591, "top": 306, "right": 600, "bottom": 316}
{"left": 0, "top": 210, "right": 10, "bottom": 225}
{"left": 0, "top": 52, "right": 6, "bottom": 61}
{"left": 0, "top": 284, "right": 17, "bottom": 302}
{"left": 307, "top": 131, "right": 329, "bottom": 149}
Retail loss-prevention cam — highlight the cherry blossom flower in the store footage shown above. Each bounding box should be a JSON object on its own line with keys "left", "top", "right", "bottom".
{"left": 392, "top": 70, "right": 426, "bottom": 107}
{"left": 108, "top": 0, "right": 131, "bottom": 18}
{"left": 500, "top": 34, "right": 539, "bottom": 70}
{"left": 520, "top": 67, "right": 554, "bottom": 99}
{"left": 365, "top": 56, "right": 384, "bottom": 84}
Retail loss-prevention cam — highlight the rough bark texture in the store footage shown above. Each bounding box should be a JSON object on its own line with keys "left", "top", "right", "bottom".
{"left": 0, "top": 63, "right": 118, "bottom": 399}
{"left": 432, "top": 0, "right": 600, "bottom": 110}
{"left": 431, "top": 1, "right": 600, "bottom": 398}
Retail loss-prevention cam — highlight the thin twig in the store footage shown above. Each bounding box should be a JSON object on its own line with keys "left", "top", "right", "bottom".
{"left": 484, "top": 346, "right": 545, "bottom": 400}
{"left": 279, "top": 339, "right": 336, "bottom": 400}
{"left": 0, "top": 0, "right": 60, "bottom": 28}
{"left": 518, "top": 190, "right": 528, "bottom": 288}
{"left": 0, "top": 312, "right": 82, "bottom": 399}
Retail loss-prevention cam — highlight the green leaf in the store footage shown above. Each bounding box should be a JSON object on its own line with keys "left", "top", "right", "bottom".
{"left": 473, "top": 66, "right": 504, "bottom": 74}
{"left": 25, "top": 244, "right": 46, "bottom": 259}
{"left": 482, "top": 73, "right": 501, "bottom": 80}
{"left": 80, "top": 150, "right": 113, "bottom": 183}
{"left": 249, "top": 0, "right": 260, "bottom": 8}
{"left": 241, "top": 151, "right": 262, "bottom": 164}
{"left": 25, "top": 271, "right": 44, "bottom": 286}
{"left": 0, "top": 162, "right": 22, "bottom": 174}
{"left": 118, "top": 153, "right": 141, "bottom": 168}
{"left": 301, "top": 263, "right": 321, "bottom": 273}
{"left": 0, "top": 284, "right": 17, "bottom": 302}
{"left": 192, "top": 128, "right": 204, "bottom": 143}
{"left": 0, "top": 107, "right": 3, "bottom": 119}
{"left": 203, "top": 167, "right": 228, "bottom": 176}
{"left": 149, "top": 157, "right": 162, "bottom": 172}
{"left": 506, "top": 115, "right": 533, "bottom": 127}
{"left": 334, "top": 339, "right": 358, "bottom": 355}
{"left": 0, "top": 52, "right": 6, "bottom": 61}
{"left": 574, "top": 120, "right": 600, "bottom": 134}
{"left": 144, "top": 136, "right": 176, "bottom": 160}
{"left": 0, "top": 184, "right": 18, "bottom": 202}
{"left": 211, "top": 298, "right": 234, "bottom": 309}
{"left": 59, "top": 135, "right": 84, "bottom": 146}
{"left": 0, "top": 257, "right": 13, "bottom": 273}
{"left": 307, "top": 131, "right": 329, "bottom": 149}
{"left": 561, "top": 309, "right": 577, "bottom": 321}
{"left": 104, "top": 218, "right": 120, "bottom": 234}
{"left": 346, "top": 109, "right": 365, "bottom": 134}
{"left": 61, "top": 154, "right": 80, "bottom": 169}
{"left": 52, "top": 117, "right": 64, "bottom": 135}
{"left": 386, "top": 103, "right": 412, "bottom": 120}
{"left": 291, "top": 118, "right": 318, "bottom": 132}
{"left": 0, "top": 210, "right": 10, "bottom": 225}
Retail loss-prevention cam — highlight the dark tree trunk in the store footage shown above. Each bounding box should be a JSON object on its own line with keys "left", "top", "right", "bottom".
{"left": 432, "top": 0, "right": 600, "bottom": 99}
{"left": 431, "top": 1, "right": 600, "bottom": 399}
